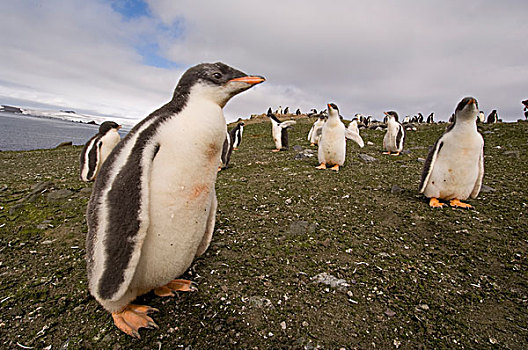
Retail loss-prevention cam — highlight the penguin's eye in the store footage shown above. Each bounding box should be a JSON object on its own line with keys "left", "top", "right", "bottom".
{"left": 213, "top": 72, "right": 222, "bottom": 79}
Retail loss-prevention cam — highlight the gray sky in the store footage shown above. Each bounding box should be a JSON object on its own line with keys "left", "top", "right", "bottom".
{"left": 1, "top": 0, "right": 527, "bottom": 124}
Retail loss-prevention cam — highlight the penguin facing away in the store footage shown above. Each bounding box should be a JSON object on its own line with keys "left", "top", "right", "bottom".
{"left": 487, "top": 109, "right": 498, "bottom": 124}
{"left": 426, "top": 113, "right": 435, "bottom": 124}
{"left": 230, "top": 121, "right": 244, "bottom": 150}
{"left": 383, "top": 111, "right": 405, "bottom": 155}
{"left": 79, "top": 121, "right": 122, "bottom": 182}
{"left": 419, "top": 97, "right": 484, "bottom": 208}
{"left": 307, "top": 114, "right": 327, "bottom": 146}
{"left": 266, "top": 108, "right": 296, "bottom": 151}
{"left": 85, "top": 62, "right": 264, "bottom": 337}
{"left": 316, "top": 103, "right": 356, "bottom": 171}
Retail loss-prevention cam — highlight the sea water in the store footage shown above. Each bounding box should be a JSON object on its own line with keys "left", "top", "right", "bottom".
{"left": 0, "top": 112, "right": 130, "bottom": 151}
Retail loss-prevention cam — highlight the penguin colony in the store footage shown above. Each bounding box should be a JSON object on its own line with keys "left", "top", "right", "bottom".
{"left": 81, "top": 62, "right": 496, "bottom": 338}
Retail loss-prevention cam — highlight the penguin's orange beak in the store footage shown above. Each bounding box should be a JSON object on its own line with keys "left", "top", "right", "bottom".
{"left": 327, "top": 104, "right": 331, "bottom": 109}
{"left": 229, "top": 76, "right": 266, "bottom": 85}
{"left": 468, "top": 98, "right": 476, "bottom": 105}
{"left": 384, "top": 111, "right": 389, "bottom": 115}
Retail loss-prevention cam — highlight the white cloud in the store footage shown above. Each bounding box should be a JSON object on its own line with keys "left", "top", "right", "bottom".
{"left": 1, "top": 0, "right": 527, "bottom": 124}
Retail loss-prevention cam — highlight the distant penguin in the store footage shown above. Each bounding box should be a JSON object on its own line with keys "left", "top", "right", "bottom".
{"left": 79, "top": 121, "right": 121, "bottom": 182}
{"left": 275, "top": 106, "right": 283, "bottom": 115}
{"left": 308, "top": 108, "right": 318, "bottom": 116}
{"left": 267, "top": 108, "right": 296, "bottom": 152}
{"left": 283, "top": 106, "right": 290, "bottom": 114}
{"left": 403, "top": 115, "right": 410, "bottom": 123}
{"left": 85, "top": 62, "right": 264, "bottom": 338}
{"left": 308, "top": 114, "right": 327, "bottom": 146}
{"left": 426, "top": 112, "right": 434, "bottom": 124}
{"left": 523, "top": 100, "right": 528, "bottom": 119}
{"left": 487, "top": 110, "right": 498, "bottom": 124}
{"left": 418, "top": 113, "right": 424, "bottom": 123}
{"left": 316, "top": 103, "right": 347, "bottom": 171}
{"left": 419, "top": 97, "right": 484, "bottom": 208}
{"left": 477, "top": 111, "right": 485, "bottom": 123}
{"left": 220, "top": 131, "right": 233, "bottom": 170}
{"left": 383, "top": 111, "right": 405, "bottom": 155}
{"left": 346, "top": 119, "right": 365, "bottom": 148}
{"left": 230, "top": 121, "right": 244, "bottom": 150}
{"left": 295, "top": 108, "right": 302, "bottom": 115}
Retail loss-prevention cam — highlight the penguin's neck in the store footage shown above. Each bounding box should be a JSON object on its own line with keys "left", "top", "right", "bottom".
{"left": 452, "top": 115, "right": 477, "bottom": 134}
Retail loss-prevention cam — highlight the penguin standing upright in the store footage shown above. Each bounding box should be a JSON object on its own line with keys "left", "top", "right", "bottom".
{"left": 230, "top": 121, "right": 245, "bottom": 150}
{"left": 220, "top": 131, "right": 233, "bottom": 170}
{"left": 307, "top": 114, "right": 327, "bottom": 146}
{"left": 267, "top": 108, "right": 296, "bottom": 152}
{"left": 85, "top": 62, "right": 264, "bottom": 338}
{"left": 383, "top": 111, "right": 405, "bottom": 155}
{"left": 316, "top": 103, "right": 359, "bottom": 171}
{"left": 79, "top": 121, "right": 122, "bottom": 182}
{"left": 477, "top": 111, "right": 485, "bottom": 123}
{"left": 426, "top": 112, "right": 435, "bottom": 124}
{"left": 295, "top": 108, "right": 302, "bottom": 115}
{"left": 346, "top": 118, "right": 365, "bottom": 148}
{"left": 487, "top": 110, "right": 498, "bottom": 124}
{"left": 419, "top": 97, "right": 484, "bottom": 208}
{"left": 283, "top": 106, "right": 290, "bottom": 114}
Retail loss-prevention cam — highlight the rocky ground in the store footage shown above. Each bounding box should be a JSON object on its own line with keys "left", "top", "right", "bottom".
{"left": 0, "top": 118, "right": 527, "bottom": 349}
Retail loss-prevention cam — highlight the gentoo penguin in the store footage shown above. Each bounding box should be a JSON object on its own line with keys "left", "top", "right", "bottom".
{"left": 382, "top": 111, "right": 405, "bottom": 155}
{"left": 426, "top": 112, "right": 435, "bottom": 124}
{"left": 307, "top": 114, "right": 327, "bottom": 146}
{"left": 403, "top": 115, "right": 410, "bottom": 123}
{"left": 219, "top": 131, "right": 233, "bottom": 170}
{"left": 523, "top": 100, "right": 528, "bottom": 119}
{"left": 487, "top": 109, "right": 498, "bottom": 124}
{"left": 283, "top": 106, "right": 290, "bottom": 114}
{"left": 419, "top": 97, "right": 484, "bottom": 208}
{"left": 295, "top": 108, "right": 302, "bottom": 115}
{"left": 85, "top": 62, "right": 264, "bottom": 337}
{"left": 417, "top": 113, "right": 424, "bottom": 123}
{"left": 267, "top": 108, "right": 296, "bottom": 151}
{"left": 275, "top": 106, "right": 283, "bottom": 115}
{"left": 346, "top": 118, "right": 365, "bottom": 148}
{"left": 230, "top": 121, "right": 244, "bottom": 150}
{"left": 79, "top": 121, "right": 121, "bottom": 182}
{"left": 316, "top": 103, "right": 359, "bottom": 171}
{"left": 477, "top": 111, "right": 485, "bottom": 123}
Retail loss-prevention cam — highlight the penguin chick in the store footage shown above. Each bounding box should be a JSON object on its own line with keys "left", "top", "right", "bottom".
{"left": 382, "top": 111, "right": 405, "bottom": 155}
{"left": 79, "top": 121, "right": 121, "bottom": 182}
{"left": 307, "top": 115, "right": 327, "bottom": 146}
{"left": 345, "top": 119, "right": 365, "bottom": 148}
{"left": 85, "top": 62, "right": 264, "bottom": 338}
{"left": 316, "top": 103, "right": 349, "bottom": 171}
{"left": 266, "top": 108, "right": 296, "bottom": 151}
{"left": 419, "top": 97, "right": 484, "bottom": 208}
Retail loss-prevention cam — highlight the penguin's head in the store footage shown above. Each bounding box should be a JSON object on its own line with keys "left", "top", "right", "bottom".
{"left": 327, "top": 103, "right": 339, "bottom": 117}
{"left": 99, "top": 121, "right": 121, "bottom": 134}
{"left": 384, "top": 111, "right": 399, "bottom": 122}
{"left": 174, "top": 62, "right": 265, "bottom": 107}
{"left": 455, "top": 97, "right": 478, "bottom": 120}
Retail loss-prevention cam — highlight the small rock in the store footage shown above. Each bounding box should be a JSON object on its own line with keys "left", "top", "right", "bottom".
{"left": 358, "top": 154, "right": 378, "bottom": 162}
{"left": 384, "top": 308, "right": 396, "bottom": 317}
{"left": 503, "top": 150, "right": 520, "bottom": 158}
{"left": 391, "top": 185, "right": 404, "bottom": 193}
{"left": 280, "top": 321, "right": 286, "bottom": 330}
{"left": 292, "top": 145, "right": 304, "bottom": 152}
{"left": 393, "top": 339, "right": 401, "bottom": 348}
{"left": 36, "top": 224, "right": 49, "bottom": 230}
{"left": 312, "top": 272, "right": 349, "bottom": 290}
{"left": 401, "top": 150, "right": 411, "bottom": 155}
{"left": 248, "top": 296, "right": 273, "bottom": 309}
{"left": 9, "top": 203, "right": 24, "bottom": 215}
{"left": 489, "top": 337, "right": 498, "bottom": 344}
{"left": 289, "top": 221, "right": 316, "bottom": 235}
{"left": 480, "top": 184, "right": 496, "bottom": 193}
{"left": 46, "top": 189, "right": 74, "bottom": 201}
{"left": 417, "top": 158, "right": 426, "bottom": 163}
{"left": 367, "top": 141, "right": 374, "bottom": 146}
{"left": 418, "top": 304, "right": 430, "bottom": 311}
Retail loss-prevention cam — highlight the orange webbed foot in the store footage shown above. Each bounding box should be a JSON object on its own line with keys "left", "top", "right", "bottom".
{"left": 330, "top": 164, "right": 340, "bottom": 172}
{"left": 112, "top": 304, "right": 159, "bottom": 338}
{"left": 429, "top": 198, "right": 445, "bottom": 208}
{"left": 154, "top": 279, "right": 198, "bottom": 297}
{"left": 316, "top": 163, "right": 327, "bottom": 170}
{"left": 382, "top": 151, "right": 391, "bottom": 155}
{"left": 271, "top": 149, "right": 280, "bottom": 152}
{"left": 391, "top": 152, "right": 401, "bottom": 156}
{"left": 449, "top": 199, "right": 473, "bottom": 209}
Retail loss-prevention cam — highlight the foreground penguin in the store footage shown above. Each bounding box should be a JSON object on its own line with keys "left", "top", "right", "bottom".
{"left": 419, "top": 97, "right": 484, "bottom": 208}
{"left": 79, "top": 121, "right": 121, "bottom": 182}
{"left": 383, "top": 111, "right": 405, "bottom": 155}
{"left": 317, "top": 103, "right": 360, "bottom": 171}
{"left": 267, "top": 108, "right": 296, "bottom": 151}
{"left": 307, "top": 114, "right": 327, "bottom": 146}
{"left": 85, "top": 62, "right": 265, "bottom": 338}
